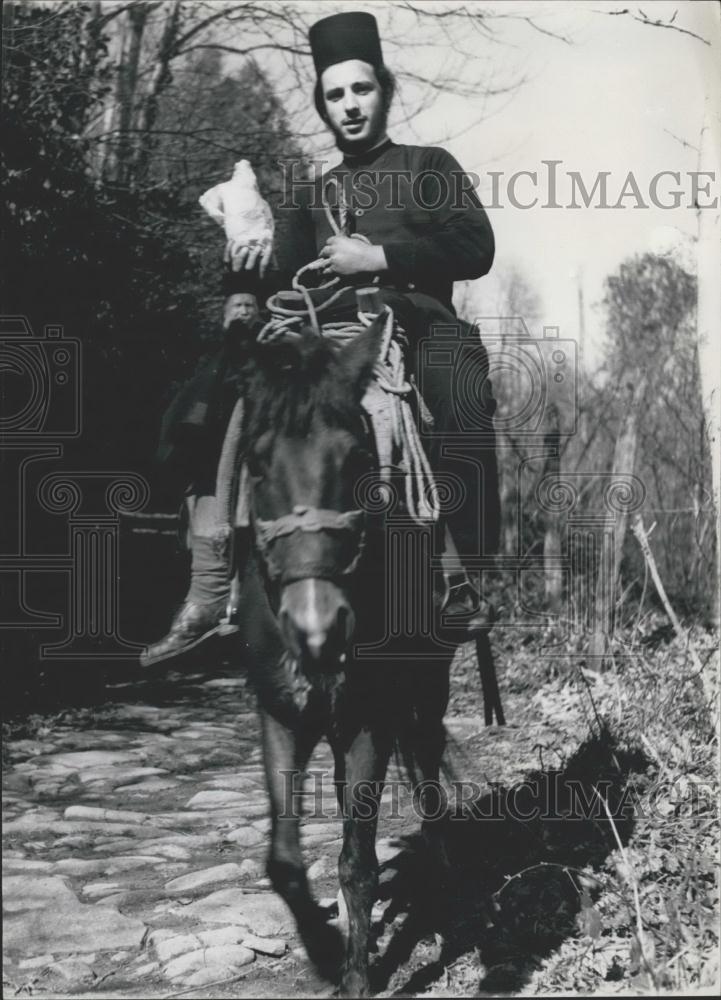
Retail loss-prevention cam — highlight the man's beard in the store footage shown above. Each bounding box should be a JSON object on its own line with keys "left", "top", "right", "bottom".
{"left": 330, "top": 108, "right": 388, "bottom": 155}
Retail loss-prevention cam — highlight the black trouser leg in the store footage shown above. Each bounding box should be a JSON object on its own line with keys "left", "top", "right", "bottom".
{"left": 321, "top": 290, "right": 501, "bottom": 559}
{"left": 380, "top": 292, "right": 500, "bottom": 560}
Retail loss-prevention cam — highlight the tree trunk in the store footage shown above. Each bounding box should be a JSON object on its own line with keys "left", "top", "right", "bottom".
{"left": 589, "top": 374, "right": 648, "bottom": 662}
{"left": 499, "top": 432, "right": 518, "bottom": 557}
{"left": 696, "top": 100, "right": 721, "bottom": 623}
{"left": 112, "top": 2, "right": 151, "bottom": 184}
{"left": 543, "top": 403, "right": 562, "bottom": 614}
{"left": 132, "top": 0, "right": 182, "bottom": 185}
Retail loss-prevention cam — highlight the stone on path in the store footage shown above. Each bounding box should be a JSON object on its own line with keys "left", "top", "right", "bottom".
{"left": 185, "top": 889, "right": 295, "bottom": 937}
{"left": 126, "top": 832, "right": 219, "bottom": 852}
{"left": 4, "top": 816, "right": 158, "bottom": 837}
{"left": 149, "top": 931, "right": 202, "bottom": 963}
{"left": 130, "top": 960, "right": 159, "bottom": 978}
{"left": 203, "top": 774, "right": 258, "bottom": 792}
{"left": 301, "top": 832, "right": 339, "bottom": 849}
{"left": 43, "top": 750, "right": 141, "bottom": 770}
{"left": 163, "top": 944, "right": 255, "bottom": 984}
{"left": 8, "top": 739, "right": 55, "bottom": 759}
{"left": 165, "top": 862, "right": 244, "bottom": 896}
{"left": 82, "top": 882, "right": 122, "bottom": 900}
{"left": 52, "top": 855, "right": 164, "bottom": 877}
{"left": 199, "top": 926, "right": 251, "bottom": 948}
{"left": 101, "top": 855, "right": 167, "bottom": 875}
{"left": 376, "top": 837, "right": 408, "bottom": 866}
{"left": 153, "top": 810, "right": 223, "bottom": 827}
{"left": 3, "top": 858, "right": 52, "bottom": 873}
{"left": 171, "top": 728, "right": 215, "bottom": 741}
{"left": 241, "top": 934, "right": 287, "bottom": 956}
{"left": 301, "top": 822, "right": 341, "bottom": 837}
{"left": 115, "top": 777, "right": 178, "bottom": 793}
{"left": 46, "top": 956, "right": 97, "bottom": 984}
{"left": 150, "top": 925, "right": 256, "bottom": 963}
{"left": 78, "top": 766, "right": 168, "bottom": 787}
{"left": 239, "top": 858, "right": 263, "bottom": 879}
{"left": 4, "top": 876, "right": 146, "bottom": 953}
{"left": 307, "top": 856, "right": 331, "bottom": 881}
{"left": 18, "top": 955, "right": 55, "bottom": 970}
{"left": 185, "top": 789, "right": 247, "bottom": 809}
{"left": 237, "top": 799, "right": 268, "bottom": 819}
{"left": 53, "top": 834, "right": 92, "bottom": 849}
{"left": 224, "top": 826, "right": 265, "bottom": 848}
{"left": 139, "top": 842, "right": 191, "bottom": 861}
{"left": 4, "top": 874, "right": 76, "bottom": 914}
{"left": 64, "top": 805, "right": 149, "bottom": 824}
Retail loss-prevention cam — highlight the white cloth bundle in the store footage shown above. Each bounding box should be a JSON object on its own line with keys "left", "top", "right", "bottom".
{"left": 199, "top": 160, "right": 274, "bottom": 260}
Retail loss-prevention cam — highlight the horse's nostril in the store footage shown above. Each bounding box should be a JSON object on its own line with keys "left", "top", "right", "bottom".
{"left": 280, "top": 580, "right": 353, "bottom": 666}
{"left": 304, "top": 632, "right": 326, "bottom": 661}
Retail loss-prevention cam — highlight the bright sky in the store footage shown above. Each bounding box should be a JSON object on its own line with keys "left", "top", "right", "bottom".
{"left": 439, "top": 1, "right": 720, "bottom": 366}
{"left": 253, "top": 1, "right": 720, "bottom": 369}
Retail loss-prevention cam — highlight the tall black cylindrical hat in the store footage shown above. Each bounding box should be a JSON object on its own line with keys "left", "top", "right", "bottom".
{"left": 309, "top": 12, "right": 383, "bottom": 79}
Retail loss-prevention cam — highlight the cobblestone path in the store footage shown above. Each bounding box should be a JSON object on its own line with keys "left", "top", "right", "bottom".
{"left": 3, "top": 662, "right": 585, "bottom": 998}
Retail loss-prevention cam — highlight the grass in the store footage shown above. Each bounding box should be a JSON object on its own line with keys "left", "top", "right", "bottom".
{"left": 439, "top": 608, "right": 720, "bottom": 997}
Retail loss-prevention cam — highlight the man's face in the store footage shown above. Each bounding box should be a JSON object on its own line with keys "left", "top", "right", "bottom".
{"left": 223, "top": 293, "right": 259, "bottom": 329}
{"left": 320, "top": 59, "right": 386, "bottom": 151}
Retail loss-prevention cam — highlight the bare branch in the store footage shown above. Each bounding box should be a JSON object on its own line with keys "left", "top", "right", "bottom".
{"left": 591, "top": 6, "right": 711, "bottom": 45}
{"left": 178, "top": 41, "right": 308, "bottom": 58}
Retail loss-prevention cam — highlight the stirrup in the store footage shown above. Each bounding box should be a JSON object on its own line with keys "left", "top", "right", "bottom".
{"left": 439, "top": 575, "right": 495, "bottom": 638}
{"left": 217, "top": 572, "right": 242, "bottom": 636}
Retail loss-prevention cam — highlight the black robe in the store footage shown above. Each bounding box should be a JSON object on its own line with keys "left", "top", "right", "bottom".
{"left": 273, "top": 138, "right": 499, "bottom": 556}
{"left": 275, "top": 137, "right": 494, "bottom": 314}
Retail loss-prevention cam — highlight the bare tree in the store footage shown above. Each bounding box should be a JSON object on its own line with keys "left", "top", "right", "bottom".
{"left": 84, "top": 0, "right": 554, "bottom": 191}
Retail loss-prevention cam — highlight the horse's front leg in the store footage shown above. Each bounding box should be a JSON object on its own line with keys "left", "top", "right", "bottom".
{"left": 336, "top": 727, "right": 391, "bottom": 998}
{"left": 261, "top": 710, "right": 344, "bottom": 983}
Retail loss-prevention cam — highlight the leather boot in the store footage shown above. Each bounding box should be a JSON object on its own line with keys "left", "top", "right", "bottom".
{"left": 140, "top": 533, "right": 237, "bottom": 668}
{"left": 139, "top": 596, "right": 235, "bottom": 667}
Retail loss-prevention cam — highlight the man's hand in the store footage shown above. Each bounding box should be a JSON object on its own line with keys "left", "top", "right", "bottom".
{"left": 224, "top": 237, "right": 272, "bottom": 277}
{"left": 320, "top": 236, "right": 388, "bottom": 277}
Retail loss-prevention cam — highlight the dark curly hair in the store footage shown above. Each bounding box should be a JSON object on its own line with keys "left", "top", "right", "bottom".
{"left": 313, "top": 64, "right": 396, "bottom": 124}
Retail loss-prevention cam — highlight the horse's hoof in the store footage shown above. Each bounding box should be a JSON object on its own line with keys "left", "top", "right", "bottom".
{"left": 305, "top": 919, "right": 345, "bottom": 985}
{"left": 340, "top": 971, "right": 370, "bottom": 998}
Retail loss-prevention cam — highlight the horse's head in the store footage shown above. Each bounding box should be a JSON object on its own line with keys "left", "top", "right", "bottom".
{"left": 242, "top": 313, "right": 386, "bottom": 670}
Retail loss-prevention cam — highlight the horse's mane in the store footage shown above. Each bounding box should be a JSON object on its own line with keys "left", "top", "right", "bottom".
{"left": 239, "top": 326, "right": 379, "bottom": 445}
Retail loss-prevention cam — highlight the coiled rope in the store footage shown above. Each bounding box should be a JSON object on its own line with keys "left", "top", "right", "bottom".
{"left": 217, "top": 179, "right": 440, "bottom": 531}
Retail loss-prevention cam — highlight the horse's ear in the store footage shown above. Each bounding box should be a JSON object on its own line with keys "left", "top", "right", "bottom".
{"left": 338, "top": 308, "right": 388, "bottom": 396}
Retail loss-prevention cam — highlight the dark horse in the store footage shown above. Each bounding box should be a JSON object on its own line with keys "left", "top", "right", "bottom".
{"left": 235, "top": 309, "right": 458, "bottom": 996}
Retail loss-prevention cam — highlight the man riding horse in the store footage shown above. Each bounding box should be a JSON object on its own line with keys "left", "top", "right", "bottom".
{"left": 141, "top": 10, "right": 499, "bottom": 668}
